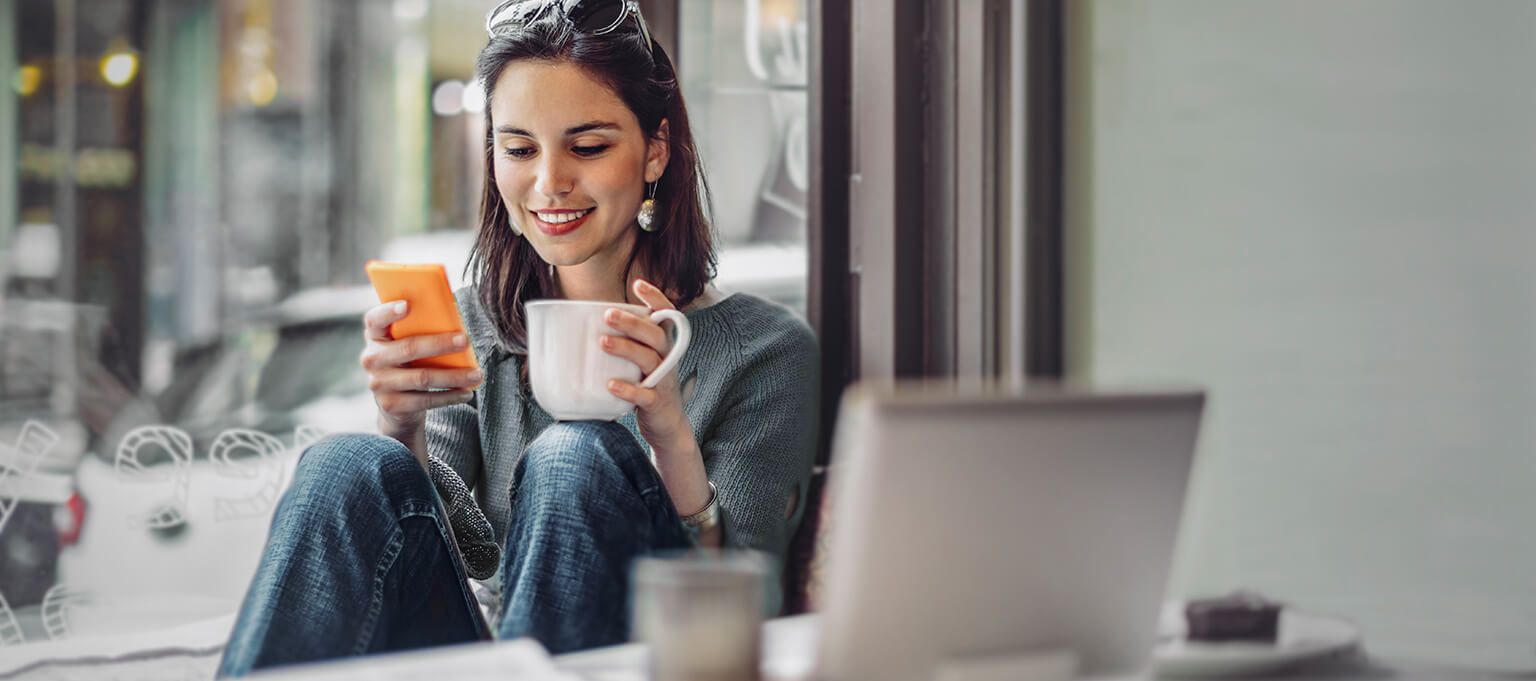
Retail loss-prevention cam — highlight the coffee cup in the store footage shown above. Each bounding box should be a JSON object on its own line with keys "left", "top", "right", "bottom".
{"left": 525, "top": 300, "right": 692, "bottom": 421}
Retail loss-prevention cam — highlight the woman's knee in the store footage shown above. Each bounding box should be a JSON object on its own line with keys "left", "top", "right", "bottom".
{"left": 518, "top": 421, "right": 645, "bottom": 490}
{"left": 292, "top": 433, "right": 428, "bottom": 503}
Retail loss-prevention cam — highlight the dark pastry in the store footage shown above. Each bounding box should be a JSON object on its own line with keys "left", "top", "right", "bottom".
{"left": 1184, "top": 592, "right": 1282, "bottom": 643}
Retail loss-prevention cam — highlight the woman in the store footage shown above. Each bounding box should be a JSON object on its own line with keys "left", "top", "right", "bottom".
{"left": 217, "top": 0, "right": 818, "bottom": 675}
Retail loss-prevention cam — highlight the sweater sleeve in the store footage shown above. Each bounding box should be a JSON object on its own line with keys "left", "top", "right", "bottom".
{"left": 426, "top": 391, "right": 501, "bottom": 580}
{"left": 426, "top": 395, "right": 483, "bottom": 490}
{"left": 702, "top": 316, "right": 820, "bottom": 563}
{"left": 429, "top": 284, "right": 496, "bottom": 492}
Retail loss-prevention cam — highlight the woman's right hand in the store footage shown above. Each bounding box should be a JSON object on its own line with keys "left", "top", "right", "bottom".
{"left": 360, "top": 301, "right": 484, "bottom": 440}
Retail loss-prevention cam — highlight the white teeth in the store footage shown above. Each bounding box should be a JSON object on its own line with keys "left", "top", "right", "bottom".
{"left": 534, "top": 208, "right": 592, "bottom": 224}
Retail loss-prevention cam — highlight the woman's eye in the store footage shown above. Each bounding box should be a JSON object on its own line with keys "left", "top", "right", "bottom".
{"left": 572, "top": 144, "right": 610, "bottom": 157}
{"left": 503, "top": 147, "right": 535, "bottom": 159}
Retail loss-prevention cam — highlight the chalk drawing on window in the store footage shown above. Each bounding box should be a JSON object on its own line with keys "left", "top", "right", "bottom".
{"left": 294, "top": 424, "right": 326, "bottom": 451}
{"left": 113, "top": 425, "right": 193, "bottom": 529}
{"left": 41, "top": 584, "right": 91, "bottom": 640}
{"left": 211, "top": 429, "right": 286, "bottom": 521}
{"left": 0, "top": 420, "right": 61, "bottom": 537}
{"left": 0, "top": 591, "right": 24, "bottom": 647}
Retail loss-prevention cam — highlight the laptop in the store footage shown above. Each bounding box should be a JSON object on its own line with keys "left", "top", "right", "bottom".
{"left": 816, "top": 382, "right": 1205, "bottom": 680}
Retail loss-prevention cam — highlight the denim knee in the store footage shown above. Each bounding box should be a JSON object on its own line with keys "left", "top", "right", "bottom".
{"left": 292, "top": 433, "right": 432, "bottom": 509}
{"left": 515, "top": 421, "right": 646, "bottom": 498}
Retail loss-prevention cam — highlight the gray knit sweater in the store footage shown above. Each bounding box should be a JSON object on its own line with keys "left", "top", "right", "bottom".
{"left": 424, "top": 287, "right": 819, "bottom": 614}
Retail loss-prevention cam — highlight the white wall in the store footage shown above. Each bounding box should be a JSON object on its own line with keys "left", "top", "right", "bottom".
{"left": 1071, "top": 0, "right": 1536, "bottom": 667}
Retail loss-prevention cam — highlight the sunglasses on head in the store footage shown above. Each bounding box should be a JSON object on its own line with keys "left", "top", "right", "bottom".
{"left": 485, "top": 0, "right": 653, "bottom": 53}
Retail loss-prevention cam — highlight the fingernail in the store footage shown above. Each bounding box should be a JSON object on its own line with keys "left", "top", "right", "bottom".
{"left": 607, "top": 380, "right": 621, "bottom": 391}
{"left": 393, "top": 301, "right": 407, "bottom": 314}
{"left": 453, "top": 334, "right": 467, "bottom": 347}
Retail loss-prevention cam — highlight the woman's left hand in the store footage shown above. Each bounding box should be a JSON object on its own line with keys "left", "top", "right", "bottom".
{"left": 602, "top": 279, "right": 693, "bottom": 452}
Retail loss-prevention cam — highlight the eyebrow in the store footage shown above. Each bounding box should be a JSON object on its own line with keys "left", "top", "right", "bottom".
{"left": 495, "top": 121, "right": 622, "bottom": 137}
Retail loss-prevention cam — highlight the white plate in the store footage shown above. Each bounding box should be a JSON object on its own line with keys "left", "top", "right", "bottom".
{"left": 1152, "top": 601, "right": 1361, "bottom": 678}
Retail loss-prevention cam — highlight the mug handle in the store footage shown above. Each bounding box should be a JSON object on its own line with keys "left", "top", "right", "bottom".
{"left": 640, "top": 309, "right": 691, "bottom": 389}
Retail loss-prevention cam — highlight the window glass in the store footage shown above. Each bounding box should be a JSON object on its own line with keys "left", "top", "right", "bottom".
{"left": 0, "top": 1, "right": 812, "bottom": 671}
{"left": 678, "top": 0, "right": 809, "bottom": 317}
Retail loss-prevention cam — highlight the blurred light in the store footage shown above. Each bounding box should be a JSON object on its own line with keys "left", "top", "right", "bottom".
{"left": 758, "top": 0, "right": 800, "bottom": 25}
{"left": 394, "top": 0, "right": 428, "bottom": 22}
{"left": 13, "top": 223, "right": 62, "bottom": 279}
{"left": 433, "top": 80, "right": 466, "bottom": 116}
{"left": 239, "top": 26, "right": 272, "bottom": 60}
{"left": 462, "top": 79, "right": 486, "bottom": 114}
{"left": 13, "top": 65, "right": 41, "bottom": 97}
{"left": 101, "top": 51, "right": 138, "bottom": 87}
{"left": 246, "top": 68, "right": 279, "bottom": 107}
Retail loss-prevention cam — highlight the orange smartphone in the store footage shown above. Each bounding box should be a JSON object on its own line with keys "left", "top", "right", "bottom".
{"left": 364, "top": 261, "right": 479, "bottom": 371}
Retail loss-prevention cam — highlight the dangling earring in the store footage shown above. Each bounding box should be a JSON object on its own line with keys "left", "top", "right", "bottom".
{"left": 637, "top": 182, "right": 659, "bottom": 232}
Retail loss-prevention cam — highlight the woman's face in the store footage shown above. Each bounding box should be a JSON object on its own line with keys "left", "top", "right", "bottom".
{"left": 489, "top": 59, "right": 668, "bottom": 272}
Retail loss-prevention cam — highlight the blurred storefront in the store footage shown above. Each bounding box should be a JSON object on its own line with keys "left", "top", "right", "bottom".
{"left": 2, "top": 0, "right": 808, "bottom": 410}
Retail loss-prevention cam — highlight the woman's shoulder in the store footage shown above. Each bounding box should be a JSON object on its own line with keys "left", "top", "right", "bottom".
{"left": 693, "top": 292, "right": 817, "bottom": 361}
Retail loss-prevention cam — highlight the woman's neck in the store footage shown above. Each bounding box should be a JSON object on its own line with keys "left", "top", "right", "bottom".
{"left": 551, "top": 226, "right": 646, "bottom": 304}
{"left": 554, "top": 271, "right": 628, "bottom": 303}
{"left": 553, "top": 259, "right": 646, "bottom": 305}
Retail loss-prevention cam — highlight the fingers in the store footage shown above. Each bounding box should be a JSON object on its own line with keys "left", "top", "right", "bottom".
{"left": 360, "top": 332, "right": 469, "bottom": 371}
{"left": 364, "top": 301, "right": 409, "bottom": 341}
{"left": 374, "top": 388, "right": 474, "bottom": 421}
{"left": 604, "top": 307, "right": 668, "bottom": 355}
{"left": 368, "top": 367, "right": 483, "bottom": 394}
{"left": 631, "top": 279, "right": 676, "bottom": 311}
{"left": 607, "top": 379, "right": 661, "bottom": 410}
{"left": 360, "top": 308, "right": 479, "bottom": 425}
{"left": 600, "top": 334, "right": 662, "bottom": 375}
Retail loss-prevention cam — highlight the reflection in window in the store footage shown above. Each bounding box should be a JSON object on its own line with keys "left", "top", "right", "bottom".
{"left": 679, "top": 0, "right": 809, "bottom": 317}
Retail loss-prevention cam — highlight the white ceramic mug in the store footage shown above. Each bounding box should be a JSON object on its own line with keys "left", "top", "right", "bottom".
{"left": 525, "top": 300, "right": 692, "bottom": 421}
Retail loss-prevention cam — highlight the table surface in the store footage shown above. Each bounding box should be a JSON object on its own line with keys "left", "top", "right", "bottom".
{"left": 553, "top": 614, "right": 1532, "bottom": 681}
{"left": 226, "top": 612, "right": 1531, "bottom": 681}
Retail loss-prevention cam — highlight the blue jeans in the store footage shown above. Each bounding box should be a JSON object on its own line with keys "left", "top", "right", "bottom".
{"left": 217, "top": 421, "right": 695, "bottom": 677}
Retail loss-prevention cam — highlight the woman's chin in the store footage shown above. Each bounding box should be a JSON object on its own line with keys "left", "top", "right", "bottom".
{"left": 532, "top": 243, "right": 594, "bottom": 269}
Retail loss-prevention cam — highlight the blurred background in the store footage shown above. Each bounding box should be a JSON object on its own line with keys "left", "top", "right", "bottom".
{"left": 3, "top": 0, "right": 1536, "bottom": 678}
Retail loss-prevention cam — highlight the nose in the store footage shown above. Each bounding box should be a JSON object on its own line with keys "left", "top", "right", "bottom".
{"left": 532, "top": 153, "right": 574, "bottom": 198}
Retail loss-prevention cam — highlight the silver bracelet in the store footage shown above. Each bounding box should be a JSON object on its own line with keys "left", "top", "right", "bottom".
{"left": 680, "top": 481, "right": 719, "bottom": 532}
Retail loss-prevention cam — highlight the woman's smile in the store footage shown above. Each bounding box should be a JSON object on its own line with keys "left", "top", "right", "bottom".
{"left": 531, "top": 207, "right": 595, "bottom": 236}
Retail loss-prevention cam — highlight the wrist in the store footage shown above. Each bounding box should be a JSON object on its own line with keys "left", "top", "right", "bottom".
{"left": 377, "top": 415, "right": 427, "bottom": 464}
{"left": 652, "top": 440, "right": 710, "bottom": 515}
{"left": 679, "top": 481, "right": 720, "bottom": 538}
{"left": 647, "top": 416, "right": 697, "bottom": 461}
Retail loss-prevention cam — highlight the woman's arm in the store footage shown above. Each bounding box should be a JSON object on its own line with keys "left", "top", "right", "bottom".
{"left": 603, "top": 280, "right": 725, "bottom": 544}
{"left": 426, "top": 397, "right": 485, "bottom": 491}
{"left": 696, "top": 322, "right": 819, "bottom": 556}
{"left": 424, "top": 394, "right": 501, "bottom": 580}
{"left": 649, "top": 424, "right": 722, "bottom": 547}
{"left": 424, "top": 286, "right": 500, "bottom": 577}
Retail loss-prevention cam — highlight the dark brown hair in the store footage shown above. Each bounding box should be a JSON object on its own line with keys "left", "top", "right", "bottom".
{"left": 468, "top": 14, "right": 716, "bottom": 354}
